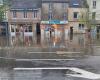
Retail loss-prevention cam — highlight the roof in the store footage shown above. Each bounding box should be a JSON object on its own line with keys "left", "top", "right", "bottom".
{"left": 42, "top": 0, "right": 69, "bottom": 3}
{"left": 69, "top": 0, "right": 89, "bottom": 8}
{"left": 10, "top": 0, "right": 42, "bottom": 9}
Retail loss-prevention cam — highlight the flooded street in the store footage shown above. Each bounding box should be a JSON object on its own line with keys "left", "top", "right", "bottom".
{"left": 0, "top": 33, "right": 100, "bottom": 59}
{"left": 0, "top": 33, "right": 100, "bottom": 80}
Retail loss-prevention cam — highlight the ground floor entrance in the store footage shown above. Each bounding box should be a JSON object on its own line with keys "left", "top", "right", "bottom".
{"left": 97, "top": 25, "right": 100, "bottom": 34}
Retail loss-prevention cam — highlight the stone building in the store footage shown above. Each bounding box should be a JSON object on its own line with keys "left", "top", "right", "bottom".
{"left": 68, "top": 0, "right": 89, "bottom": 33}
{"left": 87, "top": 0, "right": 100, "bottom": 33}
{"left": 8, "top": 0, "right": 41, "bottom": 36}
{"left": 41, "top": 0, "right": 69, "bottom": 37}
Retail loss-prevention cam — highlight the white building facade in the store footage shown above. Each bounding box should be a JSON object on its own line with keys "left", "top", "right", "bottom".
{"left": 87, "top": 0, "right": 100, "bottom": 33}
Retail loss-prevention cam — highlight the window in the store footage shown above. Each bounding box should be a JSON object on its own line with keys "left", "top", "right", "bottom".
{"left": 73, "top": 12, "right": 78, "bottom": 19}
{"left": 24, "top": 11, "right": 27, "bottom": 18}
{"left": 25, "top": 25, "right": 32, "bottom": 32}
{"left": 62, "top": 3, "right": 68, "bottom": 9}
{"left": 49, "top": 3, "right": 52, "bottom": 10}
{"left": 92, "top": 12, "right": 96, "bottom": 19}
{"left": 73, "top": 3, "right": 79, "bottom": 6}
{"left": 63, "top": 12, "right": 67, "bottom": 20}
{"left": 48, "top": 12, "right": 53, "bottom": 20}
{"left": 79, "top": 24, "right": 84, "bottom": 30}
{"left": 13, "top": 11, "right": 17, "bottom": 18}
{"left": 33, "top": 11, "right": 38, "bottom": 18}
{"left": 93, "top": 1, "right": 96, "bottom": 9}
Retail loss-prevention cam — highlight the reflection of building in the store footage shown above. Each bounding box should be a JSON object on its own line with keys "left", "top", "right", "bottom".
{"left": 41, "top": 0, "right": 69, "bottom": 37}
{"left": 68, "top": 0, "right": 88, "bottom": 33}
{"left": 8, "top": 0, "right": 41, "bottom": 36}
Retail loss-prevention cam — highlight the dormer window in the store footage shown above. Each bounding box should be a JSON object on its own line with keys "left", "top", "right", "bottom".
{"left": 73, "top": 3, "right": 79, "bottom": 6}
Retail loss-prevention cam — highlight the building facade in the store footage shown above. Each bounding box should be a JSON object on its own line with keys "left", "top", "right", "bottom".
{"left": 68, "top": 0, "right": 89, "bottom": 33}
{"left": 7, "top": 0, "right": 89, "bottom": 37}
{"left": 8, "top": 0, "right": 41, "bottom": 37}
{"left": 41, "top": 0, "right": 69, "bottom": 37}
{"left": 87, "top": 0, "right": 100, "bottom": 33}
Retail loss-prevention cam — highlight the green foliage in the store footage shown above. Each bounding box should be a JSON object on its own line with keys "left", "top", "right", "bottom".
{"left": 0, "top": 0, "right": 10, "bottom": 22}
{"left": 79, "top": 8, "right": 90, "bottom": 29}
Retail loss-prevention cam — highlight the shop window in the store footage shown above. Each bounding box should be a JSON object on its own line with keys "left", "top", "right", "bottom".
{"left": 25, "top": 25, "right": 32, "bottom": 32}
{"left": 29, "top": 26, "right": 32, "bottom": 32}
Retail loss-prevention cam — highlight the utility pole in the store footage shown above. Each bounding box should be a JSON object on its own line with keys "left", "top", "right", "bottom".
{"left": 49, "top": 0, "right": 52, "bottom": 37}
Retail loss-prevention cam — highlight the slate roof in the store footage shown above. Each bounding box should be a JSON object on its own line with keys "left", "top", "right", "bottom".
{"left": 42, "top": 0, "right": 69, "bottom": 3}
{"left": 10, "top": 0, "right": 42, "bottom": 9}
{"left": 69, "top": 0, "right": 88, "bottom": 8}
{"left": 10, "top": 0, "right": 88, "bottom": 9}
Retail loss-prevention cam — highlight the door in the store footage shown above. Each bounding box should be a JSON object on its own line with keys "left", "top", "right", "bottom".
{"left": 36, "top": 23, "right": 41, "bottom": 35}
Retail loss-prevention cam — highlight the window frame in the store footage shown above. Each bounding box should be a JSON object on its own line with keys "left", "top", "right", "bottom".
{"left": 12, "top": 11, "right": 17, "bottom": 18}
{"left": 23, "top": 11, "right": 27, "bottom": 18}
{"left": 93, "top": 1, "right": 96, "bottom": 9}
{"left": 73, "top": 12, "right": 78, "bottom": 19}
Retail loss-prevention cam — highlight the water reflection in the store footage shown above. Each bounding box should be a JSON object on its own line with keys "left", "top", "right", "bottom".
{"left": 9, "top": 34, "right": 88, "bottom": 50}
{"left": 0, "top": 37, "right": 9, "bottom": 47}
{"left": 0, "top": 33, "right": 100, "bottom": 59}
{"left": 10, "top": 36, "right": 34, "bottom": 47}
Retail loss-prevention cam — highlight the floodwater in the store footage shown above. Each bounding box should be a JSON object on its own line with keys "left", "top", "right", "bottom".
{"left": 0, "top": 33, "right": 100, "bottom": 80}
{"left": 0, "top": 33, "right": 100, "bottom": 59}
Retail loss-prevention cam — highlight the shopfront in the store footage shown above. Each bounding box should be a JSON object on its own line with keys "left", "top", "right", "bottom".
{"left": 41, "top": 20, "right": 68, "bottom": 38}
{"left": 10, "top": 23, "right": 34, "bottom": 36}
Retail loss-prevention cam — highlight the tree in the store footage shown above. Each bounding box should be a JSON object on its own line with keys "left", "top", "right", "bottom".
{"left": 0, "top": 0, "right": 10, "bottom": 22}
{"left": 79, "top": 8, "right": 89, "bottom": 25}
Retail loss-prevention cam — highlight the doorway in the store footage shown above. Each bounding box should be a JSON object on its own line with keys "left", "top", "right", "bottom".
{"left": 70, "top": 26, "right": 73, "bottom": 34}
{"left": 36, "top": 23, "right": 41, "bottom": 36}
{"left": 97, "top": 26, "right": 100, "bottom": 34}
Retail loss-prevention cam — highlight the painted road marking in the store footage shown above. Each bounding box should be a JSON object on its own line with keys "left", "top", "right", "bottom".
{"left": 28, "top": 52, "right": 82, "bottom": 54}
{"left": 93, "top": 46, "right": 100, "bottom": 48}
{"left": 0, "top": 57, "right": 75, "bottom": 61}
{"left": 13, "top": 67, "right": 100, "bottom": 80}
{"left": 28, "top": 52, "right": 56, "bottom": 53}
{"left": 56, "top": 51, "right": 82, "bottom": 54}
{"left": 15, "top": 59, "right": 75, "bottom": 61}
{"left": 66, "top": 67, "right": 100, "bottom": 79}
